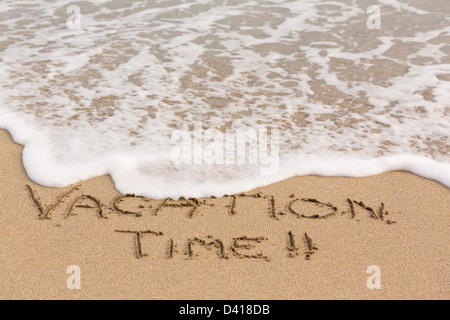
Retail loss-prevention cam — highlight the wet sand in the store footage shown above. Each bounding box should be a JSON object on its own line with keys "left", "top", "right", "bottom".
{"left": 0, "top": 129, "right": 448, "bottom": 299}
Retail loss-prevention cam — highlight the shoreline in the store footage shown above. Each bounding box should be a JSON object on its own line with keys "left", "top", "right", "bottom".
{"left": 0, "top": 129, "right": 448, "bottom": 299}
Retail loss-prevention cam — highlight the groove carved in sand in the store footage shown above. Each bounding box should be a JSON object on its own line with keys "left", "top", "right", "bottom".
{"left": 25, "top": 184, "right": 398, "bottom": 260}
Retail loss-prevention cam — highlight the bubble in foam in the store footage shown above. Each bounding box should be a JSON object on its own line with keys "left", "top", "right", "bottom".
{"left": 0, "top": 0, "right": 449, "bottom": 198}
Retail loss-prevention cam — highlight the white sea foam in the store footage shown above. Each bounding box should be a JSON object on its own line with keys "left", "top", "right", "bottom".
{"left": 0, "top": 0, "right": 449, "bottom": 198}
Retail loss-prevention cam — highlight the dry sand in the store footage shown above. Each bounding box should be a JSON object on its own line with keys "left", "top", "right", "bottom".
{"left": 0, "top": 129, "right": 448, "bottom": 300}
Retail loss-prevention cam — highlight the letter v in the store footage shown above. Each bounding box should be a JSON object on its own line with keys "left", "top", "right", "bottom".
{"left": 26, "top": 184, "right": 79, "bottom": 219}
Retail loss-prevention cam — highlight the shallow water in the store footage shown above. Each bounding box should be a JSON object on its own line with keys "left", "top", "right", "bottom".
{"left": 0, "top": 0, "right": 449, "bottom": 198}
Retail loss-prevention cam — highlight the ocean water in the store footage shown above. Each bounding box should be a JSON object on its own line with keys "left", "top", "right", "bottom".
{"left": 0, "top": 0, "right": 449, "bottom": 198}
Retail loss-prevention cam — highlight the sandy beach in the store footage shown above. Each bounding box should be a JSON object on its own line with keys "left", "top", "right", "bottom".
{"left": 0, "top": 128, "right": 448, "bottom": 300}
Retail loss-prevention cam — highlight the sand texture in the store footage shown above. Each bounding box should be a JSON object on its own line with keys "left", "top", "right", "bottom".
{"left": 0, "top": 129, "right": 448, "bottom": 300}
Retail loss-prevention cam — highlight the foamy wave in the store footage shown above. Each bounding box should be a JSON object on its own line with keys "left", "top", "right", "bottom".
{"left": 0, "top": 0, "right": 449, "bottom": 198}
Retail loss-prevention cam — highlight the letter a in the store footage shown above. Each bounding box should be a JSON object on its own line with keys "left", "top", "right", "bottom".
{"left": 67, "top": 265, "right": 81, "bottom": 290}
{"left": 367, "top": 5, "right": 381, "bottom": 30}
{"left": 366, "top": 265, "right": 382, "bottom": 290}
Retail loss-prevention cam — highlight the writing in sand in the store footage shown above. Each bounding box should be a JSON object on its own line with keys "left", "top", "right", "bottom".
{"left": 25, "top": 184, "right": 397, "bottom": 261}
